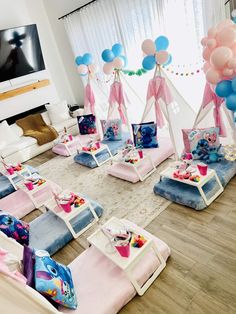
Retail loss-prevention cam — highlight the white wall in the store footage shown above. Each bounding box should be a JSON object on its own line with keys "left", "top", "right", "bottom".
{"left": 42, "top": 0, "right": 89, "bottom": 107}
{"left": 0, "top": 0, "right": 75, "bottom": 120}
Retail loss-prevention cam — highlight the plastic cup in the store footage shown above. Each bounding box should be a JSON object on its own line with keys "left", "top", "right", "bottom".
{"left": 24, "top": 181, "right": 34, "bottom": 191}
{"left": 95, "top": 142, "right": 101, "bottom": 149}
{"left": 68, "top": 134, "right": 73, "bottom": 141}
{"left": 7, "top": 167, "right": 14, "bottom": 175}
{"left": 60, "top": 201, "right": 72, "bottom": 213}
{"left": 115, "top": 242, "right": 130, "bottom": 258}
{"left": 138, "top": 150, "right": 143, "bottom": 159}
{"left": 197, "top": 163, "right": 208, "bottom": 176}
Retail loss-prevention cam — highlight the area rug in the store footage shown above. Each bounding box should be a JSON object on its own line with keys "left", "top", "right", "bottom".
{"left": 38, "top": 155, "right": 172, "bottom": 246}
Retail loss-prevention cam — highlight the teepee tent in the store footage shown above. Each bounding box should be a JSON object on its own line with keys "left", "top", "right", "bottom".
{"left": 141, "top": 66, "right": 196, "bottom": 158}
{"left": 193, "top": 82, "right": 236, "bottom": 145}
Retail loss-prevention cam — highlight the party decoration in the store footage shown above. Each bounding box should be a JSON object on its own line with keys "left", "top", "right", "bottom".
{"left": 201, "top": 18, "right": 236, "bottom": 85}
{"left": 141, "top": 35, "right": 172, "bottom": 71}
{"left": 75, "top": 52, "right": 97, "bottom": 77}
{"left": 215, "top": 80, "right": 232, "bottom": 97}
{"left": 102, "top": 43, "right": 127, "bottom": 74}
{"left": 215, "top": 76, "right": 236, "bottom": 116}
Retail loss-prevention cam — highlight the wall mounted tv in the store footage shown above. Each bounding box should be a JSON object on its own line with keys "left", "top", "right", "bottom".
{"left": 0, "top": 24, "right": 45, "bottom": 83}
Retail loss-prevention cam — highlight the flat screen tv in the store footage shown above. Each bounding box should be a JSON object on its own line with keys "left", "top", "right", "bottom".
{"left": 0, "top": 24, "right": 45, "bottom": 83}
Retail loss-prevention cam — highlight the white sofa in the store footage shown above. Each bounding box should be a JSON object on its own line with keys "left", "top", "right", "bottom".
{"left": 0, "top": 110, "right": 82, "bottom": 164}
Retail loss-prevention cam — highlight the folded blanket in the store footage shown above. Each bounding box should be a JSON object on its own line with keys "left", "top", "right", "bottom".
{"left": 16, "top": 113, "right": 58, "bottom": 145}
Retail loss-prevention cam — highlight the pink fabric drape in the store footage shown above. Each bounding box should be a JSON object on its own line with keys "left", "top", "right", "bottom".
{"left": 108, "top": 81, "right": 127, "bottom": 124}
{"left": 0, "top": 249, "right": 26, "bottom": 284}
{"left": 84, "top": 83, "right": 95, "bottom": 115}
{"left": 146, "top": 76, "right": 173, "bottom": 128}
{"left": 202, "top": 83, "right": 226, "bottom": 137}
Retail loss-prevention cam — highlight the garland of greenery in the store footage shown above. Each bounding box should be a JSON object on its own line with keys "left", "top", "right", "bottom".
{"left": 121, "top": 68, "right": 147, "bottom": 76}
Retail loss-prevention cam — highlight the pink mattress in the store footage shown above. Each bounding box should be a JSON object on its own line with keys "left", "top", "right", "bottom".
{"left": 0, "top": 181, "right": 61, "bottom": 218}
{"left": 61, "top": 220, "right": 170, "bottom": 314}
{"left": 107, "top": 137, "right": 174, "bottom": 183}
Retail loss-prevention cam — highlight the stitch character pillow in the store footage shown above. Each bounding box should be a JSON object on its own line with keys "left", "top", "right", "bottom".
{"left": 182, "top": 127, "right": 223, "bottom": 163}
{"left": 101, "top": 119, "right": 122, "bottom": 141}
{"left": 132, "top": 122, "right": 158, "bottom": 148}
{"left": 78, "top": 114, "right": 97, "bottom": 135}
{"left": 0, "top": 211, "right": 29, "bottom": 245}
{"left": 35, "top": 250, "right": 77, "bottom": 309}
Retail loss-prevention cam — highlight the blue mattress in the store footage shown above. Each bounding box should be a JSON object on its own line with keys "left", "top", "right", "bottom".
{"left": 74, "top": 133, "right": 130, "bottom": 168}
{"left": 0, "top": 165, "right": 38, "bottom": 199}
{"left": 29, "top": 198, "right": 103, "bottom": 255}
{"left": 154, "top": 160, "right": 236, "bottom": 210}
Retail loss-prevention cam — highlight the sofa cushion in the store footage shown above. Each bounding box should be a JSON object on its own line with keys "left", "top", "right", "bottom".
{"left": 10, "top": 124, "right": 24, "bottom": 137}
{"left": 0, "top": 121, "right": 20, "bottom": 149}
{"left": 53, "top": 118, "right": 77, "bottom": 133}
{"left": 0, "top": 137, "right": 37, "bottom": 158}
{"left": 41, "top": 112, "right": 51, "bottom": 126}
{"left": 46, "top": 100, "right": 71, "bottom": 125}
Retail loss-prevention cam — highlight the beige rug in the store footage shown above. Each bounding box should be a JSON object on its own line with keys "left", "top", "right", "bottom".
{"left": 38, "top": 155, "right": 172, "bottom": 245}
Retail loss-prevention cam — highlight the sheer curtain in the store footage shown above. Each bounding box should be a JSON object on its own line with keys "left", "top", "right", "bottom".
{"left": 63, "top": 0, "right": 226, "bottom": 122}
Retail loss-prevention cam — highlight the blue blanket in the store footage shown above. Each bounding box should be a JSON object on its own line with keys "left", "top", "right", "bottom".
{"left": 154, "top": 160, "right": 236, "bottom": 210}
{"left": 0, "top": 165, "right": 38, "bottom": 199}
{"left": 74, "top": 133, "right": 130, "bottom": 168}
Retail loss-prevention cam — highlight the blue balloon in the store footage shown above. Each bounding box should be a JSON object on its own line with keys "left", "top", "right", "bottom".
{"left": 75, "top": 56, "right": 83, "bottom": 66}
{"left": 231, "top": 77, "right": 236, "bottom": 92}
{"left": 102, "top": 49, "right": 115, "bottom": 62}
{"left": 112, "top": 43, "right": 123, "bottom": 57}
{"left": 163, "top": 54, "right": 172, "bottom": 67}
{"left": 142, "top": 55, "right": 156, "bottom": 71}
{"left": 120, "top": 55, "right": 128, "bottom": 67}
{"left": 82, "top": 53, "right": 93, "bottom": 65}
{"left": 155, "top": 36, "right": 169, "bottom": 51}
{"left": 215, "top": 80, "right": 233, "bottom": 98}
{"left": 226, "top": 93, "right": 236, "bottom": 111}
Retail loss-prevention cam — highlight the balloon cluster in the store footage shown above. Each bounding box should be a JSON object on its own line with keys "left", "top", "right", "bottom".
{"left": 141, "top": 36, "right": 172, "bottom": 71}
{"left": 75, "top": 53, "right": 97, "bottom": 77}
{"left": 215, "top": 78, "right": 236, "bottom": 112}
{"left": 201, "top": 17, "right": 236, "bottom": 85}
{"left": 101, "top": 43, "right": 127, "bottom": 75}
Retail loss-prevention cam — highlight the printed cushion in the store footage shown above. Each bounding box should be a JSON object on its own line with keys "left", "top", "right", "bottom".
{"left": 101, "top": 119, "right": 122, "bottom": 141}
{"left": 182, "top": 127, "right": 223, "bottom": 163}
{"left": 0, "top": 211, "right": 29, "bottom": 245}
{"left": 77, "top": 114, "right": 96, "bottom": 135}
{"left": 35, "top": 250, "right": 77, "bottom": 309}
{"left": 132, "top": 122, "right": 158, "bottom": 148}
{"left": 22, "top": 245, "right": 35, "bottom": 287}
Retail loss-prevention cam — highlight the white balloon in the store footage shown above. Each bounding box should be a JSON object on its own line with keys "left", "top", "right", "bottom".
{"left": 232, "top": 10, "right": 236, "bottom": 18}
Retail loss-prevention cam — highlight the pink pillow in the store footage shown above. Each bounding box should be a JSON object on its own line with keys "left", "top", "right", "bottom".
{"left": 182, "top": 127, "right": 220, "bottom": 153}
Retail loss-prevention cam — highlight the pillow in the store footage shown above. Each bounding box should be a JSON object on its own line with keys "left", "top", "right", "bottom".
{"left": 35, "top": 250, "right": 77, "bottom": 309}
{"left": 132, "top": 122, "right": 158, "bottom": 148}
{"left": 0, "top": 121, "right": 20, "bottom": 149}
{"left": 77, "top": 114, "right": 97, "bottom": 135}
{"left": 182, "top": 127, "right": 222, "bottom": 162}
{"left": 46, "top": 100, "right": 70, "bottom": 125}
{"left": 0, "top": 211, "right": 29, "bottom": 245}
{"left": 101, "top": 119, "right": 122, "bottom": 141}
{"left": 22, "top": 245, "right": 35, "bottom": 287}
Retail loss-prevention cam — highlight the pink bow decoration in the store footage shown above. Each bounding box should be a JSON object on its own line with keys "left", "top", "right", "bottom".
{"left": 202, "top": 83, "right": 226, "bottom": 137}
{"left": 146, "top": 77, "right": 173, "bottom": 128}
{"left": 84, "top": 83, "right": 95, "bottom": 115}
{"left": 108, "top": 81, "right": 127, "bottom": 124}
{"left": 0, "top": 249, "right": 27, "bottom": 284}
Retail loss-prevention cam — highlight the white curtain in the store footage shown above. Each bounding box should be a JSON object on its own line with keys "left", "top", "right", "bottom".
{"left": 63, "top": 0, "right": 226, "bottom": 122}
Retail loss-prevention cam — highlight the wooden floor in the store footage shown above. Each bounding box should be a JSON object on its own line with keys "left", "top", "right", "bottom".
{"left": 26, "top": 152, "right": 236, "bottom": 313}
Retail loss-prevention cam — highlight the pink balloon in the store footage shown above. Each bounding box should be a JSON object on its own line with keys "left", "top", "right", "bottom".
{"left": 222, "top": 68, "right": 234, "bottom": 76}
{"left": 231, "top": 43, "right": 236, "bottom": 56}
{"left": 112, "top": 57, "right": 124, "bottom": 69}
{"left": 201, "top": 37, "right": 208, "bottom": 46}
{"left": 217, "top": 19, "right": 234, "bottom": 31}
{"left": 207, "top": 27, "right": 217, "bottom": 38}
{"left": 210, "top": 46, "right": 233, "bottom": 69}
{"left": 155, "top": 51, "right": 169, "bottom": 65}
{"left": 203, "top": 62, "right": 210, "bottom": 73}
{"left": 228, "top": 58, "right": 236, "bottom": 69}
{"left": 77, "top": 64, "right": 88, "bottom": 75}
{"left": 203, "top": 47, "right": 212, "bottom": 61}
{"left": 206, "top": 68, "right": 221, "bottom": 84}
{"left": 207, "top": 38, "right": 217, "bottom": 49}
{"left": 103, "top": 62, "right": 114, "bottom": 75}
{"left": 141, "top": 39, "right": 156, "bottom": 55}
{"left": 216, "top": 27, "right": 236, "bottom": 47}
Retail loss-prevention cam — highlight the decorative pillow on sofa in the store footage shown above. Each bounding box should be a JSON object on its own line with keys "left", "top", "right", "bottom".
{"left": 46, "top": 100, "right": 71, "bottom": 125}
{"left": 35, "top": 250, "right": 77, "bottom": 309}
{"left": 0, "top": 211, "right": 29, "bottom": 245}
{"left": 182, "top": 127, "right": 223, "bottom": 163}
{"left": 77, "top": 114, "right": 97, "bottom": 135}
{"left": 101, "top": 119, "right": 122, "bottom": 141}
{"left": 132, "top": 122, "right": 158, "bottom": 148}
{"left": 0, "top": 121, "right": 20, "bottom": 149}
